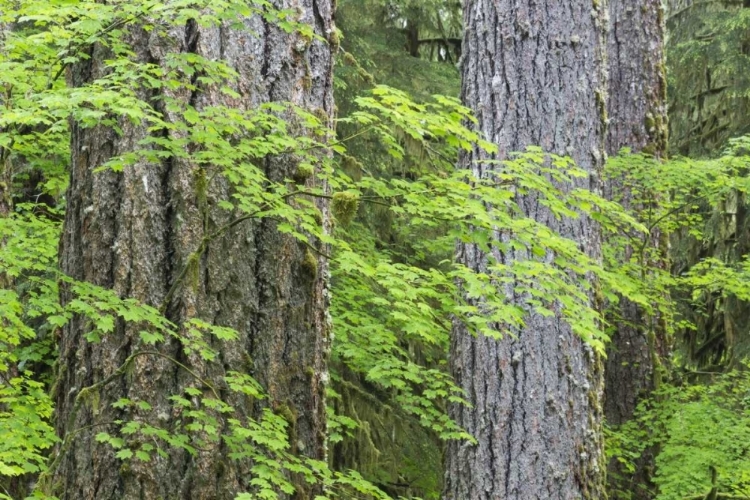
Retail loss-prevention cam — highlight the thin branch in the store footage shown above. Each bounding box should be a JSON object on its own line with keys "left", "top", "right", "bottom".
{"left": 417, "top": 37, "right": 462, "bottom": 46}
{"left": 139, "top": 350, "right": 220, "bottom": 400}
{"left": 300, "top": 238, "right": 332, "bottom": 260}
{"left": 39, "top": 348, "right": 220, "bottom": 491}
{"left": 160, "top": 188, "right": 327, "bottom": 313}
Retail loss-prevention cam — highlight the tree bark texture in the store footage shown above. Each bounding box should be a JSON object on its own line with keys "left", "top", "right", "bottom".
{"left": 606, "top": 0, "right": 667, "bottom": 160}
{"left": 604, "top": 1, "right": 668, "bottom": 497}
{"left": 54, "top": 2, "right": 334, "bottom": 499}
{"left": 0, "top": 21, "right": 12, "bottom": 218}
{"left": 444, "top": 1, "right": 609, "bottom": 499}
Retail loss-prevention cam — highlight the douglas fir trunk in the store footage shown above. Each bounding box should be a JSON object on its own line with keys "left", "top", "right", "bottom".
{"left": 53, "top": 2, "right": 334, "bottom": 499}
{"left": 605, "top": 0, "right": 668, "bottom": 496}
{"left": 444, "top": 1, "right": 609, "bottom": 499}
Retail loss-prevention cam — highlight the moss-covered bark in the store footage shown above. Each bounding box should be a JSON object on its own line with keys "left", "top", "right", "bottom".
{"left": 53, "top": 3, "right": 335, "bottom": 498}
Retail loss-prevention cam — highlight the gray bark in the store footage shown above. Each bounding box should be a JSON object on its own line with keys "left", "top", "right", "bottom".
{"left": 604, "top": 1, "right": 668, "bottom": 497}
{"left": 606, "top": 0, "right": 667, "bottom": 159}
{"left": 604, "top": 0, "right": 668, "bottom": 425}
{"left": 444, "top": 1, "right": 609, "bottom": 499}
{"left": 53, "top": 2, "right": 334, "bottom": 499}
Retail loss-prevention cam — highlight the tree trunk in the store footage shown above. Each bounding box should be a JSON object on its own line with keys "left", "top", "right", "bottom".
{"left": 53, "top": 2, "right": 334, "bottom": 499}
{"left": 606, "top": 0, "right": 667, "bottom": 160}
{"left": 0, "top": 21, "right": 12, "bottom": 218}
{"left": 444, "top": 1, "right": 609, "bottom": 499}
{"left": 604, "top": 1, "right": 668, "bottom": 497}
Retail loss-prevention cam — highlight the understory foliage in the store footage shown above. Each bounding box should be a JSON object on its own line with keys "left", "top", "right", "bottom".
{"left": 610, "top": 367, "right": 750, "bottom": 500}
{"left": 328, "top": 1, "right": 462, "bottom": 494}
{"left": 605, "top": 139, "right": 750, "bottom": 499}
{"left": 3, "top": 1, "right": 750, "bottom": 500}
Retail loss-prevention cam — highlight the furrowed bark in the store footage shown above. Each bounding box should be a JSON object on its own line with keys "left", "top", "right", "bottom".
{"left": 53, "top": 2, "right": 334, "bottom": 499}
{"left": 444, "top": 1, "right": 609, "bottom": 499}
{"left": 605, "top": 1, "right": 669, "bottom": 497}
{"left": 0, "top": 21, "right": 12, "bottom": 218}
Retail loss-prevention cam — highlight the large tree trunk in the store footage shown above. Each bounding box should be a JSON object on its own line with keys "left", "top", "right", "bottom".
{"left": 444, "top": 2, "right": 609, "bottom": 499}
{"left": 604, "top": 1, "right": 668, "bottom": 497}
{"left": 53, "top": 2, "right": 334, "bottom": 499}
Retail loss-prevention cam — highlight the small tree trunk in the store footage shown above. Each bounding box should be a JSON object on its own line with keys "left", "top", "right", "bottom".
{"left": 444, "top": 1, "right": 609, "bottom": 499}
{"left": 53, "top": 3, "right": 335, "bottom": 499}
{"left": 605, "top": 0, "right": 669, "bottom": 497}
{"left": 0, "top": 21, "right": 12, "bottom": 218}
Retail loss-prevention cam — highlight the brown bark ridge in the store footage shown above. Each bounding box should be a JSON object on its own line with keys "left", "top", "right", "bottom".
{"left": 53, "top": 1, "right": 334, "bottom": 499}
{"left": 604, "top": 1, "right": 668, "bottom": 497}
{"left": 0, "top": 21, "right": 12, "bottom": 218}
{"left": 444, "top": 1, "right": 609, "bottom": 499}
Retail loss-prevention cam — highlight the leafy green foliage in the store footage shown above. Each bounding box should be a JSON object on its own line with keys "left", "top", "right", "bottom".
{"left": 0, "top": 210, "right": 60, "bottom": 483}
{"left": 610, "top": 368, "right": 750, "bottom": 500}
{"left": 6, "top": 1, "right": 750, "bottom": 500}
{"left": 327, "top": 84, "right": 669, "bottom": 498}
{"left": 0, "top": 0, "right": 387, "bottom": 498}
{"left": 604, "top": 142, "right": 750, "bottom": 364}
{"left": 602, "top": 140, "right": 750, "bottom": 498}
{"left": 329, "top": 3, "right": 463, "bottom": 485}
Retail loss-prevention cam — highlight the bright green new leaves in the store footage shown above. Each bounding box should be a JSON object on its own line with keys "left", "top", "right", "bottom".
{"left": 0, "top": 211, "right": 60, "bottom": 484}
{"left": 602, "top": 142, "right": 750, "bottom": 499}
{"left": 328, "top": 88, "right": 656, "bottom": 490}
{"left": 604, "top": 145, "right": 750, "bottom": 364}
{"left": 0, "top": 208, "right": 390, "bottom": 500}
{"left": 5, "top": 0, "right": 736, "bottom": 499}
{"left": 0, "top": 377, "right": 56, "bottom": 479}
{"left": 610, "top": 368, "right": 750, "bottom": 500}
